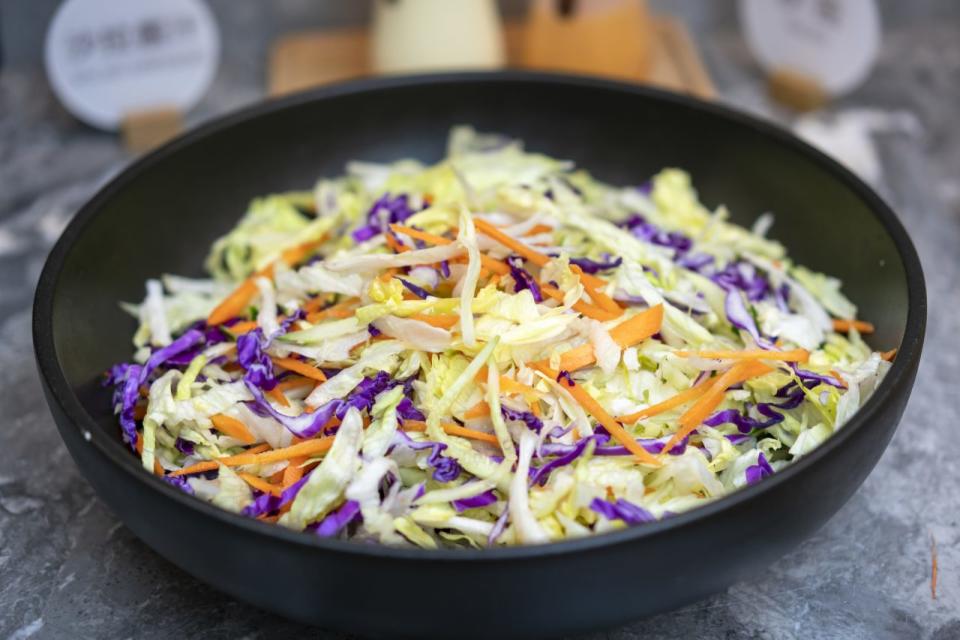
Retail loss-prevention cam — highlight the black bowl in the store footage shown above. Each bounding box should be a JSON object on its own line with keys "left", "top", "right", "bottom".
{"left": 33, "top": 72, "right": 925, "bottom": 639}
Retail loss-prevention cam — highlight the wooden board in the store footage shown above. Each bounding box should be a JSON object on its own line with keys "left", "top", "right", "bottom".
{"left": 269, "top": 15, "right": 715, "bottom": 100}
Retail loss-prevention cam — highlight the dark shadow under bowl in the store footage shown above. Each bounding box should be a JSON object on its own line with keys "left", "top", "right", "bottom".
{"left": 33, "top": 72, "right": 925, "bottom": 639}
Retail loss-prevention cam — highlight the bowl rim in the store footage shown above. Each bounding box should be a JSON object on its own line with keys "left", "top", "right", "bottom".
{"left": 33, "top": 70, "right": 927, "bottom": 562}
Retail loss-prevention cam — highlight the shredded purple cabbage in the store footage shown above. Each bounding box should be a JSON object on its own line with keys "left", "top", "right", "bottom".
{"left": 174, "top": 437, "right": 195, "bottom": 455}
{"left": 237, "top": 328, "right": 277, "bottom": 390}
{"left": 724, "top": 289, "right": 764, "bottom": 345}
{"left": 505, "top": 255, "right": 542, "bottom": 303}
{"left": 163, "top": 475, "right": 194, "bottom": 495}
{"left": 314, "top": 499, "right": 362, "bottom": 537}
{"left": 452, "top": 489, "right": 498, "bottom": 512}
{"left": 242, "top": 472, "right": 312, "bottom": 517}
{"left": 712, "top": 261, "right": 771, "bottom": 302}
{"left": 745, "top": 452, "right": 774, "bottom": 485}
{"left": 394, "top": 431, "right": 461, "bottom": 482}
{"left": 501, "top": 406, "right": 543, "bottom": 433}
{"left": 351, "top": 193, "right": 417, "bottom": 243}
{"left": 620, "top": 214, "right": 693, "bottom": 254}
{"left": 396, "top": 277, "right": 430, "bottom": 300}
{"left": 590, "top": 497, "right": 655, "bottom": 524}
{"left": 568, "top": 256, "right": 623, "bottom": 274}
{"left": 244, "top": 379, "right": 341, "bottom": 438}
{"left": 396, "top": 397, "right": 426, "bottom": 421}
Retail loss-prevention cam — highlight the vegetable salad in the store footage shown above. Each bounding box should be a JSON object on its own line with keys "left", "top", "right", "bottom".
{"left": 106, "top": 127, "right": 892, "bottom": 547}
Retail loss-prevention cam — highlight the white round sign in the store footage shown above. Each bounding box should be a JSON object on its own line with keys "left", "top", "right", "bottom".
{"left": 739, "top": 0, "right": 880, "bottom": 95}
{"left": 44, "top": 0, "right": 220, "bottom": 130}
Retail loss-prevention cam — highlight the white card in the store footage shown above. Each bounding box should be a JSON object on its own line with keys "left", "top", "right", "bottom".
{"left": 44, "top": 0, "right": 220, "bottom": 130}
{"left": 739, "top": 0, "right": 880, "bottom": 95}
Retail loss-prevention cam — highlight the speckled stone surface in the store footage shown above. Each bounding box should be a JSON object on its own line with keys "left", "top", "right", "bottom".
{"left": 1, "top": 4, "right": 959, "bottom": 639}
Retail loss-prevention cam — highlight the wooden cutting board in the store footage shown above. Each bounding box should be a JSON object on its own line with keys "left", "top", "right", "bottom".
{"left": 268, "top": 12, "right": 715, "bottom": 100}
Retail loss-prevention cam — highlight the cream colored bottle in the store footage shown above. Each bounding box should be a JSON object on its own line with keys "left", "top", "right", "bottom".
{"left": 371, "top": 0, "right": 505, "bottom": 74}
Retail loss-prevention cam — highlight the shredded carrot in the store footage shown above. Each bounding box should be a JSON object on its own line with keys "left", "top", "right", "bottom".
{"left": 662, "top": 361, "right": 774, "bottom": 451}
{"left": 391, "top": 222, "right": 616, "bottom": 320}
{"left": 239, "top": 472, "right": 283, "bottom": 497}
{"left": 473, "top": 218, "right": 610, "bottom": 289}
{"left": 674, "top": 348, "right": 810, "bottom": 363}
{"left": 171, "top": 439, "right": 330, "bottom": 477}
{"left": 258, "top": 514, "right": 281, "bottom": 523}
{"left": 207, "top": 239, "right": 324, "bottom": 325}
{"left": 618, "top": 376, "right": 716, "bottom": 424}
{"left": 881, "top": 348, "right": 897, "bottom": 362}
{"left": 385, "top": 232, "right": 410, "bottom": 253}
{"left": 301, "top": 295, "right": 332, "bottom": 314}
{"left": 538, "top": 304, "right": 664, "bottom": 372}
{"left": 133, "top": 404, "right": 146, "bottom": 421}
{"left": 473, "top": 367, "right": 541, "bottom": 398}
{"left": 135, "top": 435, "right": 164, "bottom": 475}
{"left": 524, "top": 223, "right": 554, "bottom": 237}
{"left": 532, "top": 363, "right": 659, "bottom": 465}
{"left": 229, "top": 320, "right": 260, "bottom": 335}
{"left": 571, "top": 264, "right": 622, "bottom": 315}
{"left": 276, "top": 376, "right": 316, "bottom": 393}
{"left": 266, "top": 385, "right": 290, "bottom": 407}
{"left": 539, "top": 283, "right": 620, "bottom": 321}
{"left": 282, "top": 456, "right": 306, "bottom": 488}
{"left": 828, "top": 370, "right": 849, "bottom": 389}
{"left": 378, "top": 267, "right": 400, "bottom": 283}
{"left": 463, "top": 400, "right": 491, "bottom": 419}
{"left": 390, "top": 225, "right": 453, "bottom": 247}
{"left": 401, "top": 420, "right": 500, "bottom": 446}
{"left": 410, "top": 313, "right": 459, "bottom": 329}
{"left": 210, "top": 413, "right": 257, "bottom": 444}
{"left": 271, "top": 357, "right": 327, "bottom": 383}
{"left": 832, "top": 318, "right": 875, "bottom": 334}
{"left": 269, "top": 467, "right": 286, "bottom": 484}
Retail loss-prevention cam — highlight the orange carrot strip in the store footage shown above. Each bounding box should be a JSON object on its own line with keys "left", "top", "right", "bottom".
{"left": 391, "top": 223, "right": 616, "bottom": 319}
{"left": 171, "top": 440, "right": 330, "bottom": 477}
{"left": 210, "top": 414, "right": 257, "bottom": 444}
{"left": 463, "top": 400, "right": 491, "bottom": 419}
{"left": 135, "top": 435, "right": 164, "bottom": 476}
{"left": 401, "top": 420, "right": 500, "bottom": 446}
{"left": 229, "top": 320, "right": 260, "bottom": 335}
{"left": 276, "top": 376, "right": 316, "bottom": 393}
{"left": 473, "top": 218, "right": 609, "bottom": 289}
{"left": 539, "top": 283, "right": 620, "bottom": 321}
{"left": 207, "top": 239, "right": 324, "bottom": 325}
{"left": 271, "top": 357, "right": 327, "bottom": 383}
{"left": 409, "top": 313, "right": 459, "bottom": 329}
{"left": 618, "top": 377, "right": 715, "bottom": 424}
{"left": 832, "top": 318, "right": 875, "bottom": 334}
{"left": 538, "top": 304, "right": 664, "bottom": 372}
{"left": 266, "top": 385, "right": 290, "bottom": 407}
{"left": 662, "top": 361, "right": 774, "bottom": 451}
{"left": 532, "top": 363, "right": 659, "bottom": 465}
{"left": 385, "top": 232, "right": 410, "bottom": 253}
{"left": 239, "top": 472, "right": 284, "bottom": 497}
{"left": 571, "top": 264, "right": 622, "bottom": 315}
{"left": 524, "top": 224, "right": 554, "bottom": 237}
{"left": 674, "top": 348, "right": 810, "bottom": 363}
{"left": 390, "top": 225, "right": 454, "bottom": 245}
{"left": 301, "top": 295, "right": 332, "bottom": 314}
{"left": 881, "top": 348, "right": 897, "bottom": 362}
{"left": 282, "top": 456, "right": 306, "bottom": 488}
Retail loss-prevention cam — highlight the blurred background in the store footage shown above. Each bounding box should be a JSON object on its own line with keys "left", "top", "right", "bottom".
{"left": 1, "top": 1, "right": 958, "bottom": 639}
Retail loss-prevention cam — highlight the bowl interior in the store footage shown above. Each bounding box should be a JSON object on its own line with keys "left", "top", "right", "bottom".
{"left": 48, "top": 74, "right": 910, "bottom": 449}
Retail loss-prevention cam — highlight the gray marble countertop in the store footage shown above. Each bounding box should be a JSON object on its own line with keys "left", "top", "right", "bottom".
{"left": 2, "top": 10, "right": 959, "bottom": 640}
